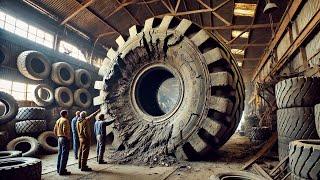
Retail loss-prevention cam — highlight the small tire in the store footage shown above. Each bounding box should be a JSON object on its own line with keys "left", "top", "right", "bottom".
{"left": 15, "top": 107, "right": 46, "bottom": 121}
{"left": 289, "top": 139, "right": 320, "bottom": 179}
{"left": 0, "top": 151, "right": 22, "bottom": 159}
{"left": 74, "top": 88, "right": 92, "bottom": 108}
{"left": 38, "top": 131, "right": 58, "bottom": 154}
{"left": 33, "top": 84, "right": 54, "bottom": 107}
{"left": 0, "top": 157, "right": 41, "bottom": 179}
{"left": 54, "top": 87, "right": 74, "bottom": 108}
{"left": 17, "top": 50, "right": 51, "bottom": 80}
{"left": 75, "top": 69, "right": 92, "bottom": 88}
{"left": 0, "top": 92, "right": 18, "bottom": 125}
{"left": 51, "top": 62, "right": 75, "bottom": 86}
{"left": 277, "top": 107, "right": 318, "bottom": 160}
{"left": 15, "top": 120, "right": 47, "bottom": 135}
{"left": 0, "top": 44, "right": 9, "bottom": 66}
{"left": 209, "top": 170, "right": 267, "bottom": 180}
{"left": 275, "top": 77, "right": 320, "bottom": 109}
{"left": 6, "top": 136, "right": 40, "bottom": 157}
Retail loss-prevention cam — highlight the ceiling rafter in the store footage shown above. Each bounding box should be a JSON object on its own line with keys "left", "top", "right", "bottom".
{"left": 60, "top": 0, "right": 96, "bottom": 25}
{"left": 115, "top": 0, "right": 141, "bottom": 25}
{"left": 161, "top": 0, "right": 174, "bottom": 13}
{"left": 143, "top": 0, "right": 155, "bottom": 16}
{"left": 175, "top": 0, "right": 181, "bottom": 13}
{"left": 244, "top": 0, "right": 259, "bottom": 57}
{"left": 196, "top": 0, "right": 232, "bottom": 26}
{"left": 182, "top": 0, "right": 191, "bottom": 20}
{"left": 204, "top": 23, "right": 278, "bottom": 30}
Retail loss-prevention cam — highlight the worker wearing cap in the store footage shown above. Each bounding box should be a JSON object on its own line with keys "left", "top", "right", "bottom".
{"left": 54, "top": 110, "right": 71, "bottom": 176}
{"left": 94, "top": 113, "right": 115, "bottom": 164}
{"left": 71, "top": 111, "right": 81, "bottom": 159}
{"left": 77, "top": 109, "right": 100, "bottom": 171}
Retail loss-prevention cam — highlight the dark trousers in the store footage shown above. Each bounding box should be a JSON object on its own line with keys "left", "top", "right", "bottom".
{"left": 96, "top": 135, "right": 106, "bottom": 162}
{"left": 72, "top": 134, "right": 79, "bottom": 159}
{"left": 57, "top": 137, "right": 70, "bottom": 174}
{"left": 78, "top": 138, "right": 90, "bottom": 169}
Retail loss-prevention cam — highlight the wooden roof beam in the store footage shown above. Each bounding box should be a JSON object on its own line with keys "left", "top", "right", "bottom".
{"left": 204, "top": 23, "right": 278, "bottom": 30}
{"left": 229, "top": 43, "right": 268, "bottom": 47}
{"left": 115, "top": 0, "right": 141, "bottom": 25}
{"left": 196, "top": 0, "right": 232, "bottom": 26}
{"left": 60, "top": 0, "right": 96, "bottom": 25}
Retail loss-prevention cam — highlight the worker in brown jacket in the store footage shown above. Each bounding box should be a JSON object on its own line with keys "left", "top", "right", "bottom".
{"left": 53, "top": 110, "right": 71, "bottom": 176}
{"left": 77, "top": 109, "right": 100, "bottom": 171}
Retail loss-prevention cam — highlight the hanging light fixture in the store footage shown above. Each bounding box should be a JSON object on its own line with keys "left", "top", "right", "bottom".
{"left": 263, "top": 0, "right": 278, "bottom": 14}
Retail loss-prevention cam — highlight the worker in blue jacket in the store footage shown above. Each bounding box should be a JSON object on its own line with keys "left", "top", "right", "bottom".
{"left": 94, "top": 113, "right": 114, "bottom": 164}
{"left": 71, "top": 111, "right": 80, "bottom": 159}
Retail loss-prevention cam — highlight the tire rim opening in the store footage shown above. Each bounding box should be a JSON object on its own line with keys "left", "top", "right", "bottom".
{"left": 135, "top": 67, "right": 181, "bottom": 117}
{"left": 60, "top": 68, "right": 71, "bottom": 81}
{"left": 0, "top": 50, "right": 5, "bottom": 64}
{"left": 0, "top": 101, "right": 7, "bottom": 117}
{"left": 0, "top": 153, "right": 10, "bottom": 157}
{"left": 61, "top": 92, "right": 70, "bottom": 103}
{"left": 38, "top": 88, "right": 51, "bottom": 101}
{"left": 15, "top": 142, "right": 31, "bottom": 153}
{"left": 46, "top": 136, "right": 58, "bottom": 147}
{"left": 80, "top": 93, "right": 88, "bottom": 104}
{"left": 80, "top": 73, "right": 89, "bottom": 85}
{"left": 0, "top": 161, "right": 24, "bottom": 167}
{"left": 31, "top": 58, "right": 45, "bottom": 74}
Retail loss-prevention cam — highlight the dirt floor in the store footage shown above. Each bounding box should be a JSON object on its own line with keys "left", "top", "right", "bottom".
{"left": 41, "top": 134, "right": 275, "bottom": 180}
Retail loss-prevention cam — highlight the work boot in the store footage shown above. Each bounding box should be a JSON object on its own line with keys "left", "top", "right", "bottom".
{"left": 59, "top": 170, "right": 71, "bottom": 176}
{"left": 81, "top": 166, "right": 92, "bottom": 171}
{"left": 98, "top": 160, "right": 107, "bottom": 164}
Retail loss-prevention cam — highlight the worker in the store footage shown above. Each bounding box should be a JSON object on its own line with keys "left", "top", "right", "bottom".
{"left": 71, "top": 111, "right": 81, "bottom": 159}
{"left": 94, "top": 113, "right": 115, "bottom": 164}
{"left": 77, "top": 109, "right": 101, "bottom": 171}
{"left": 53, "top": 110, "right": 71, "bottom": 176}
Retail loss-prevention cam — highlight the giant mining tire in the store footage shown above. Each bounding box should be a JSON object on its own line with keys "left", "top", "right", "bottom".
{"left": 38, "top": 131, "right": 58, "bottom": 154}
{"left": 277, "top": 107, "right": 318, "bottom": 160}
{"left": 0, "top": 157, "right": 41, "bottom": 179}
{"left": 0, "top": 91, "right": 18, "bottom": 125}
{"left": 275, "top": 77, "right": 320, "bottom": 109}
{"left": 94, "top": 16, "right": 245, "bottom": 161}
{"left": 54, "top": 87, "right": 74, "bottom": 108}
{"left": 17, "top": 51, "right": 51, "bottom": 80}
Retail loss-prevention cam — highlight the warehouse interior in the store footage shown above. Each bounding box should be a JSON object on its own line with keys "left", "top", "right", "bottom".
{"left": 0, "top": 0, "right": 319, "bottom": 179}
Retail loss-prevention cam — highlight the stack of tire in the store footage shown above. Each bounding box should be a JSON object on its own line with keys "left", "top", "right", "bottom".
{"left": 17, "top": 50, "right": 93, "bottom": 109}
{"left": 275, "top": 76, "right": 320, "bottom": 161}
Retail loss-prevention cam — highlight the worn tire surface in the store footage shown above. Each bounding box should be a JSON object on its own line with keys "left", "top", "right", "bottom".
{"left": 74, "top": 88, "right": 92, "bottom": 108}
{"left": 0, "top": 151, "right": 22, "bottom": 159}
{"left": 51, "top": 62, "right": 75, "bottom": 86}
{"left": 95, "top": 16, "right": 245, "bottom": 161}
{"left": 17, "top": 50, "right": 51, "bottom": 80}
{"left": 54, "top": 87, "right": 74, "bottom": 108}
{"left": 289, "top": 140, "right": 320, "bottom": 179}
{"left": 15, "top": 107, "right": 46, "bottom": 121}
{"left": 249, "top": 127, "right": 271, "bottom": 141}
{"left": 6, "top": 136, "right": 40, "bottom": 157}
{"left": 0, "top": 91, "right": 18, "bottom": 125}
{"left": 277, "top": 107, "right": 318, "bottom": 160}
{"left": 209, "top": 170, "right": 267, "bottom": 180}
{"left": 0, "top": 44, "right": 9, "bottom": 66}
{"left": 15, "top": 120, "right": 47, "bottom": 134}
{"left": 275, "top": 77, "right": 320, "bottom": 109}
{"left": 75, "top": 69, "right": 92, "bottom": 88}
{"left": 315, "top": 103, "right": 320, "bottom": 137}
{"left": 33, "top": 84, "right": 54, "bottom": 107}
{"left": 38, "top": 131, "right": 58, "bottom": 154}
{"left": 0, "top": 157, "right": 41, "bottom": 179}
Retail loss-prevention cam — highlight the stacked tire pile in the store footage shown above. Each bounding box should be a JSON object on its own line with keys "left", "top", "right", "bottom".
{"left": 275, "top": 77, "right": 320, "bottom": 161}
{"left": 17, "top": 50, "right": 93, "bottom": 109}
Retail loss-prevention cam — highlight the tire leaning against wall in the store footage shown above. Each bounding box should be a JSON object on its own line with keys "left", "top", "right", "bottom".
{"left": 38, "top": 131, "right": 58, "bottom": 154}
{"left": 0, "top": 157, "right": 41, "bottom": 180}
{"left": 74, "top": 88, "right": 92, "bottom": 108}
{"left": 6, "top": 136, "right": 40, "bottom": 157}
{"left": 289, "top": 139, "right": 320, "bottom": 180}
{"left": 75, "top": 69, "right": 92, "bottom": 88}
{"left": 15, "top": 107, "right": 46, "bottom": 121}
{"left": 54, "top": 87, "right": 74, "bottom": 108}
{"left": 51, "top": 62, "right": 75, "bottom": 86}
{"left": 33, "top": 84, "right": 54, "bottom": 107}
{"left": 17, "top": 51, "right": 51, "bottom": 80}
{"left": 0, "top": 91, "right": 18, "bottom": 125}
{"left": 275, "top": 77, "right": 320, "bottom": 109}
{"left": 0, "top": 44, "right": 9, "bottom": 66}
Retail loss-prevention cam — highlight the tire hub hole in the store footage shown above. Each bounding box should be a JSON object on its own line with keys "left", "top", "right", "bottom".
{"left": 15, "top": 142, "right": 31, "bottom": 153}
{"left": 61, "top": 92, "right": 70, "bottom": 103}
{"left": 60, "top": 68, "right": 71, "bottom": 81}
{"left": 31, "top": 58, "right": 45, "bottom": 74}
{"left": 80, "top": 74, "right": 88, "bottom": 85}
{"left": 0, "top": 101, "right": 7, "bottom": 117}
{"left": 80, "top": 93, "right": 88, "bottom": 104}
{"left": 38, "top": 88, "right": 51, "bottom": 101}
{"left": 0, "top": 153, "right": 10, "bottom": 157}
{"left": 135, "top": 67, "right": 180, "bottom": 117}
{"left": 46, "top": 136, "right": 58, "bottom": 147}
